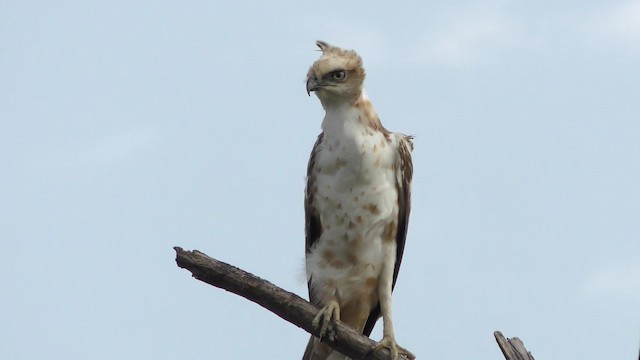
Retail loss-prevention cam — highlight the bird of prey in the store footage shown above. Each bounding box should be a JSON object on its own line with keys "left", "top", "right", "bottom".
{"left": 302, "top": 41, "right": 414, "bottom": 360}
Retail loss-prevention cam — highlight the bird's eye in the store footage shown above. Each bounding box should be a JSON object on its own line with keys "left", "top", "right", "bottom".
{"left": 332, "top": 70, "right": 346, "bottom": 80}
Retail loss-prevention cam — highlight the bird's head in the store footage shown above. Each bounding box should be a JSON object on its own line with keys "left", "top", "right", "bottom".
{"left": 306, "top": 41, "right": 365, "bottom": 106}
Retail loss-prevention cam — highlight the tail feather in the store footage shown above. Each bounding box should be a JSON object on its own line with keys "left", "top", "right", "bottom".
{"left": 301, "top": 335, "right": 347, "bottom": 360}
{"left": 302, "top": 336, "right": 314, "bottom": 360}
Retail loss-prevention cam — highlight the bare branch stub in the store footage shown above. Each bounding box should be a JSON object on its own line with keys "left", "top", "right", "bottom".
{"left": 494, "top": 331, "right": 535, "bottom": 360}
{"left": 174, "top": 246, "right": 415, "bottom": 360}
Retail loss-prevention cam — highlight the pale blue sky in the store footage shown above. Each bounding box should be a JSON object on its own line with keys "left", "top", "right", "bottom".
{"left": 1, "top": 1, "right": 639, "bottom": 359}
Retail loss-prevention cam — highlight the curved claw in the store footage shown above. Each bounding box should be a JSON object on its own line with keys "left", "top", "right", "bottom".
{"left": 312, "top": 300, "right": 341, "bottom": 341}
{"left": 372, "top": 336, "right": 415, "bottom": 360}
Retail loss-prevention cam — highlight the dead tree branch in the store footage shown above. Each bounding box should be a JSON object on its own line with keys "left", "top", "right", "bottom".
{"left": 494, "top": 331, "right": 535, "bottom": 360}
{"left": 175, "top": 246, "right": 537, "bottom": 360}
{"left": 173, "top": 247, "right": 413, "bottom": 360}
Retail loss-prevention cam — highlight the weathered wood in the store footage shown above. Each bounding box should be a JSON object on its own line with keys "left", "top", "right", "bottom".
{"left": 174, "top": 247, "right": 415, "bottom": 360}
{"left": 494, "top": 331, "right": 535, "bottom": 360}
{"left": 174, "top": 247, "right": 539, "bottom": 359}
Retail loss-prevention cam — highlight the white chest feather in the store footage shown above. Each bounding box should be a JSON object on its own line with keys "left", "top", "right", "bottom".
{"left": 306, "top": 103, "right": 400, "bottom": 305}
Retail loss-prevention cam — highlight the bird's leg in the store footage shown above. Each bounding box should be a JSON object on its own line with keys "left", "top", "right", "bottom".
{"left": 312, "top": 298, "right": 341, "bottom": 342}
{"left": 371, "top": 291, "right": 414, "bottom": 359}
{"left": 371, "top": 252, "right": 414, "bottom": 359}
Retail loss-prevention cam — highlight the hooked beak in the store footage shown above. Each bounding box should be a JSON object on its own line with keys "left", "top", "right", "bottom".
{"left": 306, "top": 76, "right": 318, "bottom": 96}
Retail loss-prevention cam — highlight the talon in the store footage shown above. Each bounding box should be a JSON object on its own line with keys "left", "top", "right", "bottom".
{"left": 372, "top": 336, "right": 414, "bottom": 360}
{"left": 312, "top": 300, "right": 340, "bottom": 341}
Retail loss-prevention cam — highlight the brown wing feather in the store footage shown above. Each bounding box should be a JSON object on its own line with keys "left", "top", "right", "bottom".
{"left": 363, "top": 135, "right": 413, "bottom": 336}
{"left": 305, "top": 133, "right": 324, "bottom": 305}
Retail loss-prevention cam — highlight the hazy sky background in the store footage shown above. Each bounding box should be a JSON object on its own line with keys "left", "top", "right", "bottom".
{"left": 2, "top": 1, "right": 639, "bottom": 359}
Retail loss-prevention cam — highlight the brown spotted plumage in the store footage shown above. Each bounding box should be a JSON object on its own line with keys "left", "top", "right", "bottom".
{"left": 302, "top": 41, "right": 414, "bottom": 360}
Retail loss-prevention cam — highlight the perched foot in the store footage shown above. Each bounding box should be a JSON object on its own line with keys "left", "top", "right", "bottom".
{"left": 372, "top": 336, "right": 415, "bottom": 360}
{"left": 312, "top": 300, "right": 340, "bottom": 341}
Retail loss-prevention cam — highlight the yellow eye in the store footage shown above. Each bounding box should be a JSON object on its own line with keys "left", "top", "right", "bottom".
{"left": 332, "top": 70, "right": 346, "bottom": 80}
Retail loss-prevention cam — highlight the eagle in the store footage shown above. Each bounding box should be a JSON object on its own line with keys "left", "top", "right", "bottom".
{"left": 302, "top": 41, "right": 414, "bottom": 360}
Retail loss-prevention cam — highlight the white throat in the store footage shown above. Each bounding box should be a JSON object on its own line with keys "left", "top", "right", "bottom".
{"left": 320, "top": 89, "right": 371, "bottom": 135}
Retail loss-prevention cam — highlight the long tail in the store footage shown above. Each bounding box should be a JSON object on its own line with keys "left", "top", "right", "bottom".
{"left": 301, "top": 336, "right": 315, "bottom": 360}
{"left": 301, "top": 335, "right": 346, "bottom": 360}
